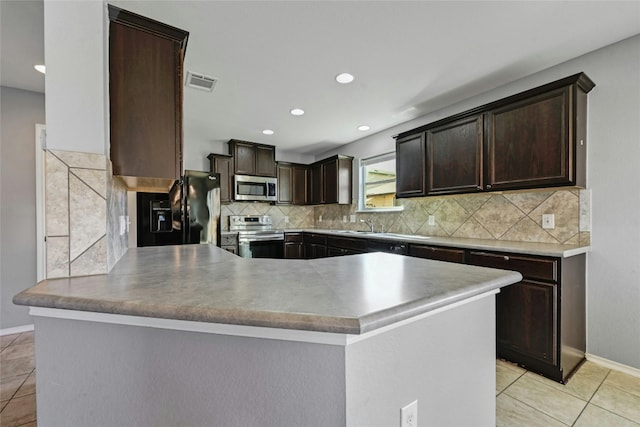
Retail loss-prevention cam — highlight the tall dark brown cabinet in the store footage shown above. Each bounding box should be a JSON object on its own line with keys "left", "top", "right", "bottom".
{"left": 108, "top": 6, "right": 189, "bottom": 189}
{"left": 207, "top": 153, "right": 234, "bottom": 203}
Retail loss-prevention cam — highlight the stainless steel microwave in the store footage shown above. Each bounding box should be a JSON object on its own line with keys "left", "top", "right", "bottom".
{"left": 234, "top": 175, "right": 277, "bottom": 202}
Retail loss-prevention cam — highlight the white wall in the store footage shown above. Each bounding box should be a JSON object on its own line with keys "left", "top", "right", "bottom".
{"left": 44, "top": 0, "right": 106, "bottom": 154}
{"left": 0, "top": 87, "right": 45, "bottom": 330}
{"left": 323, "top": 35, "right": 640, "bottom": 370}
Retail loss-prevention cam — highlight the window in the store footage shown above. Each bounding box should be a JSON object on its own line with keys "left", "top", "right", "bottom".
{"left": 358, "top": 152, "right": 403, "bottom": 212}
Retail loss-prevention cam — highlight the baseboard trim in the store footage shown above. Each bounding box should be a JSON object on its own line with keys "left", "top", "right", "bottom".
{"left": 586, "top": 353, "right": 640, "bottom": 378}
{"left": 0, "top": 324, "right": 35, "bottom": 336}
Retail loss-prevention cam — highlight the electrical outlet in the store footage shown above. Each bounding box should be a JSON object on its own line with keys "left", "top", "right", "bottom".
{"left": 343, "top": 215, "right": 347, "bottom": 223}
{"left": 428, "top": 215, "right": 435, "bottom": 226}
{"left": 319, "top": 215, "right": 323, "bottom": 223}
{"left": 350, "top": 215, "right": 356, "bottom": 223}
{"left": 542, "top": 214, "right": 555, "bottom": 229}
{"left": 284, "top": 216, "right": 289, "bottom": 223}
{"left": 400, "top": 400, "right": 418, "bottom": 427}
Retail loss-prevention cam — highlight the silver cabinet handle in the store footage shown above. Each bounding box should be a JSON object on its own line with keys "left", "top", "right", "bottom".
{"left": 486, "top": 184, "right": 492, "bottom": 190}
{"left": 503, "top": 255, "right": 510, "bottom": 261}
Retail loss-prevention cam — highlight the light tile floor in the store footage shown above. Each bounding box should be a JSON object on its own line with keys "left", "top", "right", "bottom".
{"left": 1, "top": 331, "right": 639, "bottom": 427}
{"left": 1, "top": 332, "right": 36, "bottom": 427}
{"left": 497, "top": 359, "right": 640, "bottom": 426}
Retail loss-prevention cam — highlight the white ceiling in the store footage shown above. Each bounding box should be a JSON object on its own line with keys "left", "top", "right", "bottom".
{"left": 2, "top": 1, "right": 640, "bottom": 156}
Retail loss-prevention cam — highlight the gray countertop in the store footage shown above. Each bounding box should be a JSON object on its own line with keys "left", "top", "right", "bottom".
{"left": 14, "top": 245, "right": 521, "bottom": 334}
{"left": 281, "top": 229, "right": 589, "bottom": 258}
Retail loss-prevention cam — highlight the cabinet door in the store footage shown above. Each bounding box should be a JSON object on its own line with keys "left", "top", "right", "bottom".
{"left": 292, "top": 166, "right": 308, "bottom": 205}
{"left": 323, "top": 159, "right": 338, "bottom": 204}
{"left": 396, "top": 133, "right": 426, "bottom": 197}
{"left": 208, "top": 155, "right": 233, "bottom": 203}
{"left": 305, "top": 243, "right": 327, "bottom": 259}
{"left": 497, "top": 280, "right": 557, "bottom": 365}
{"left": 256, "top": 145, "right": 276, "bottom": 177}
{"left": 486, "top": 87, "right": 571, "bottom": 190}
{"left": 109, "top": 19, "right": 184, "bottom": 181}
{"left": 284, "top": 242, "right": 304, "bottom": 259}
{"left": 232, "top": 141, "right": 257, "bottom": 175}
{"left": 309, "top": 164, "right": 323, "bottom": 204}
{"left": 426, "top": 115, "right": 483, "bottom": 194}
{"left": 277, "top": 163, "right": 293, "bottom": 204}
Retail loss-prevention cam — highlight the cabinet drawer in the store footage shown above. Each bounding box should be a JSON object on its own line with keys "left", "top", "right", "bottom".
{"left": 326, "top": 236, "right": 367, "bottom": 252}
{"left": 367, "top": 239, "right": 408, "bottom": 255}
{"left": 409, "top": 244, "right": 466, "bottom": 264}
{"left": 468, "top": 251, "right": 557, "bottom": 282}
{"left": 304, "top": 233, "right": 327, "bottom": 245}
{"left": 284, "top": 232, "right": 303, "bottom": 243}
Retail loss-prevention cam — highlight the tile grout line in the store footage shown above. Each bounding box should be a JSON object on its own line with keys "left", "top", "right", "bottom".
{"left": 502, "top": 370, "right": 591, "bottom": 426}
{"left": 583, "top": 369, "right": 640, "bottom": 425}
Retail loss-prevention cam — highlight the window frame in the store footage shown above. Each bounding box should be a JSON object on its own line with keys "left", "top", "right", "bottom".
{"left": 357, "top": 151, "right": 404, "bottom": 213}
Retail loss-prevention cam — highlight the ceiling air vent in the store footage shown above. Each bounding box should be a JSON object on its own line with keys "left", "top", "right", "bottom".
{"left": 185, "top": 71, "right": 217, "bottom": 92}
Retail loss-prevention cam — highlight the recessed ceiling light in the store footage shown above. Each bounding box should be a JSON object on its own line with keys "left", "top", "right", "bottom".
{"left": 262, "top": 129, "right": 274, "bottom": 135}
{"left": 34, "top": 65, "right": 46, "bottom": 74}
{"left": 290, "top": 108, "right": 305, "bottom": 116}
{"left": 358, "top": 125, "right": 370, "bottom": 131}
{"left": 335, "top": 73, "right": 354, "bottom": 84}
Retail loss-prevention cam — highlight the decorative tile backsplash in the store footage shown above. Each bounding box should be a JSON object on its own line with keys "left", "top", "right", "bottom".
{"left": 221, "top": 188, "right": 589, "bottom": 246}
{"left": 313, "top": 189, "right": 590, "bottom": 246}
{"left": 44, "top": 150, "right": 127, "bottom": 279}
{"left": 220, "top": 202, "right": 315, "bottom": 231}
{"left": 45, "top": 149, "right": 587, "bottom": 282}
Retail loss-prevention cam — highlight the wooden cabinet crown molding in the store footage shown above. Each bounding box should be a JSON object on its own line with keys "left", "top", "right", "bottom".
{"left": 108, "top": 5, "right": 189, "bottom": 50}
{"left": 396, "top": 73, "right": 594, "bottom": 140}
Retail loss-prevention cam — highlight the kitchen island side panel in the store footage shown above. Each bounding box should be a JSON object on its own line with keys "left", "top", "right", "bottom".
{"left": 345, "top": 293, "right": 496, "bottom": 427}
{"left": 33, "top": 317, "right": 346, "bottom": 427}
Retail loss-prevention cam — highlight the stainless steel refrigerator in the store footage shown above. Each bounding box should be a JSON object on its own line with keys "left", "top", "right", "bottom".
{"left": 169, "top": 170, "right": 221, "bottom": 245}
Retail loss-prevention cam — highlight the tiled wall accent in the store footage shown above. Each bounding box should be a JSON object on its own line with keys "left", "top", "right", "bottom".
{"left": 107, "top": 164, "right": 128, "bottom": 271}
{"left": 220, "top": 202, "right": 315, "bottom": 231}
{"left": 314, "top": 189, "right": 591, "bottom": 246}
{"left": 45, "top": 150, "right": 108, "bottom": 278}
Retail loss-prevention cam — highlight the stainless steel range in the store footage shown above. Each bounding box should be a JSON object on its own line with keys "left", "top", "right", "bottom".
{"left": 230, "top": 215, "right": 284, "bottom": 258}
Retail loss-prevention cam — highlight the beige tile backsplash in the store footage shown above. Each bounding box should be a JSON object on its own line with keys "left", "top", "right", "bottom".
{"left": 45, "top": 149, "right": 587, "bottom": 281}
{"left": 220, "top": 188, "right": 589, "bottom": 246}
{"left": 44, "top": 150, "right": 123, "bottom": 279}
{"left": 313, "top": 189, "right": 590, "bottom": 246}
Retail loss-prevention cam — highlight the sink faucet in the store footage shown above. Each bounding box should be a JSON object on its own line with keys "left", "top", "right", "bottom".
{"left": 360, "top": 218, "right": 375, "bottom": 232}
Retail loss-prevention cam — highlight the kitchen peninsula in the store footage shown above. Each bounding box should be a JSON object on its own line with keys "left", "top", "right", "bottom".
{"left": 14, "top": 245, "right": 522, "bottom": 426}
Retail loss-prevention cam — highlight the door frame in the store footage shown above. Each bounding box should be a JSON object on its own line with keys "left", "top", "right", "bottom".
{"left": 35, "top": 124, "right": 46, "bottom": 281}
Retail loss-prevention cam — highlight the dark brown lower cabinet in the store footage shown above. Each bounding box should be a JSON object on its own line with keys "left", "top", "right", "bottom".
{"left": 303, "top": 233, "right": 327, "bottom": 259}
{"left": 283, "top": 232, "right": 304, "bottom": 259}
{"left": 468, "top": 250, "right": 585, "bottom": 383}
{"left": 496, "top": 280, "right": 556, "bottom": 365}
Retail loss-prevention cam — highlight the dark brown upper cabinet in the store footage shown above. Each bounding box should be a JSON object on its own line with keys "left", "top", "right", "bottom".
{"left": 277, "top": 162, "right": 308, "bottom": 205}
{"left": 308, "top": 155, "right": 353, "bottom": 205}
{"left": 228, "top": 139, "right": 276, "bottom": 177}
{"left": 396, "top": 133, "right": 427, "bottom": 198}
{"left": 207, "top": 153, "right": 233, "bottom": 203}
{"left": 426, "top": 115, "right": 483, "bottom": 195}
{"left": 395, "top": 73, "right": 595, "bottom": 197}
{"left": 108, "top": 6, "right": 188, "bottom": 190}
{"left": 485, "top": 80, "right": 591, "bottom": 190}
